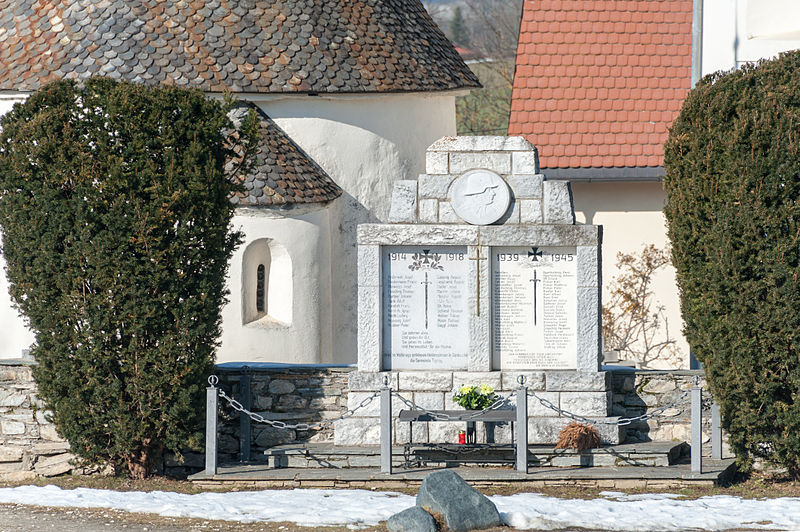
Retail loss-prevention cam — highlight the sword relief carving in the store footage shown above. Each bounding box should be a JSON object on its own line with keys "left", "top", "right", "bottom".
{"left": 530, "top": 269, "right": 540, "bottom": 326}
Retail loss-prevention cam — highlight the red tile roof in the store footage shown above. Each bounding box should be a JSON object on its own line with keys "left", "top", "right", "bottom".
{"left": 508, "top": 0, "right": 693, "bottom": 169}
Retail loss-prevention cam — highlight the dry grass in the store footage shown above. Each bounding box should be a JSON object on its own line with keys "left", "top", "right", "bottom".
{"left": 554, "top": 422, "right": 601, "bottom": 452}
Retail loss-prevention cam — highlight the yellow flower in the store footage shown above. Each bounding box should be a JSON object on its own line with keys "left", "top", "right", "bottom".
{"left": 459, "top": 385, "right": 474, "bottom": 395}
{"left": 478, "top": 384, "right": 494, "bottom": 395}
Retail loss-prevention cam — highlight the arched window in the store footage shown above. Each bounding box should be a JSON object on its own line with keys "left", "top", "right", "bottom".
{"left": 242, "top": 238, "right": 292, "bottom": 326}
{"left": 256, "top": 264, "right": 266, "bottom": 313}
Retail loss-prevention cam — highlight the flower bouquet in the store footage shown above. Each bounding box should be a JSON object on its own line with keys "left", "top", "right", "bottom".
{"left": 453, "top": 384, "right": 498, "bottom": 410}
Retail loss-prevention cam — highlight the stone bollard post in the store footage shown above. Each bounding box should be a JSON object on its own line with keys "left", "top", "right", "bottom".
{"left": 516, "top": 375, "right": 528, "bottom": 473}
{"left": 205, "top": 376, "right": 219, "bottom": 476}
{"left": 380, "top": 376, "right": 393, "bottom": 474}
{"left": 690, "top": 378, "right": 702, "bottom": 473}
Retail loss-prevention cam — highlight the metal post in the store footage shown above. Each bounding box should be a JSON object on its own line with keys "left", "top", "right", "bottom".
{"left": 516, "top": 376, "right": 528, "bottom": 473}
{"left": 380, "top": 377, "right": 393, "bottom": 474}
{"left": 691, "top": 381, "right": 702, "bottom": 473}
{"left": 239, "top": 369, "right": 251, "bottom": 462}
{"left": 205, "top": 376, "right": 219, "bottom": 476}
{"left": 516, "top": 386, "right": 528, "bottom": 473}
{"left": 711, "top": 402, "right": 722, "bottom": 460}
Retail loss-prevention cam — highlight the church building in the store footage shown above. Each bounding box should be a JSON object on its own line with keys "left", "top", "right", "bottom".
{"left": 0, "top": 0, "right": 480, "bottom": 364}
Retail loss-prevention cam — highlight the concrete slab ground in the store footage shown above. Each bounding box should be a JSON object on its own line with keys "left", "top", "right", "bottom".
{"left": 189, "top": 459, "right": 737, "bottom": 490}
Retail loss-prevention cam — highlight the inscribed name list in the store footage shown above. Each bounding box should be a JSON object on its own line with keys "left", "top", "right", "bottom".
{"left": 382, "top": 246, "right": 469, "bottom": 370}
{"left": 492, "top": 246, "right": 577, "bottom": 369}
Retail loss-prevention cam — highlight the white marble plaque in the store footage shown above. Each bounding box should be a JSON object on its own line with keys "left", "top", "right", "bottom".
{"left": 382, "top": 246, "right": 470, "bottom": 370}
{"left": 492, "top": 246, "right": 577, "bottom": 369}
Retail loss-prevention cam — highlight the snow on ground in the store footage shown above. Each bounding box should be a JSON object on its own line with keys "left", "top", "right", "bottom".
{"left": 1, "top": 485, "right": 800, "bottom": 530}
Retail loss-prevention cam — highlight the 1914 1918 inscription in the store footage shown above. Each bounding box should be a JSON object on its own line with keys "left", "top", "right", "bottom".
{"left": 492, "top": 246, "right": 577, "bottom": 369}
{"left": 382, "top": 246, "right": 470, "bottom": 370}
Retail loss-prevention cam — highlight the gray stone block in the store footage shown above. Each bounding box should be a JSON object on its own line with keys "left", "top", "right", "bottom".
{"left": 428, "top": 135, "right": 534, "bottom": 153}
{"left": 501, "top": 371, "right": 545, "bottom": 391}
{"left": 395, "top": 418, "right": 429, "bottom": 444}
{"left": 577, "top": 286, "right": 602, "bottom": 371}
{"left": 438, "top": 201, "right": 460, "bottom": 223}
{"left": 477, "top": 224, "right": 599, "bottom": 247}
{"left": 357, "top": 284, "right": 381, "bottom": 372}
{"left": 519, "top": 199, "right": 543, "bottom": 224}
{"left": 546, "top": 371, "right": 609, "bottom": 391}
{"left": 399, "top": 372, "right": 453, "bottom": 391}
{"left": 426, "top": 152, "right": 449, "bottom": 175}
{"left": 416, "top": 470, "right": 502, "bottom": 532}
{"left": 418, "top": 174, "right": 455, "bottom": 199}
{"left": 334, "top": 418, "right": 381, "bottom": 445}
{"left": 527, "top": 391, "right": 561, "bottom": 417}
{"left": 418, "top": 199, "right": 438, "bottom": 223}
{"left": 387, "top": 506, "right": 437, "bottom": 532}
{"left": 543, "top": 181, "right": 575, "bottom": 224}
{"left": 348, "top": 371, "right": 398, "bottom": 391}
{"left": 512, "top": 151, "right": 540, "bottom": 174}
{"left": 452, "top": 372, "right": 502, "bottom": 391}
{"left": 388, "top": 180, "right": 418, "bottom": 223}
{"left": 560, "top": 391, "right": 612, "bottom": 417}
{"left": 577, "top": 245, "right": 600, "bottom": 288}
{"left": 449, "top": 152, "right": 511, "bottom": 174}
{"left": 357, "top": 224, "right": 479, "bottom": 246}
{"left": 507, "top": 174, "right": 543, "bottom": 198}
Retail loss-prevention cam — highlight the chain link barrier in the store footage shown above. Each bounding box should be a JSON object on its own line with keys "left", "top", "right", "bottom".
{"left": 212, "top": 377, "right": 380, "bottom": 431}
{"left": 210, "top": 374, "right": 701, "bottom": 431}
{"left": 526, "top": 389, "right": 691, "bottom": 426}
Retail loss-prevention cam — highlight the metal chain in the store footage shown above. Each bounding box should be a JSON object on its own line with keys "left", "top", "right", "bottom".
{"left": 392, "top": 389, "right": 517, "bottom": 420}
{"left": 216, "top": 386, "right": 380, "bottom": 431}
{"left": 526, "top": 389, "right": 691, "bottom": 426}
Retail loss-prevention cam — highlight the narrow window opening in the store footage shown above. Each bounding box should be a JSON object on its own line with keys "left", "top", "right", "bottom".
{"left": 256, "top": 264, "right": 266, "bottom": 313}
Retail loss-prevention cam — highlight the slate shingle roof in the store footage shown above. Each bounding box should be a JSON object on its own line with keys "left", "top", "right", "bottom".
{"left": 229, "top": 104, "right": 342, "bottom": 206}
{"left": 508, "top": 0, "right": 693, "bottom": 169}
{"left": 0, "top": 0, "right": 479, "bottom": 94}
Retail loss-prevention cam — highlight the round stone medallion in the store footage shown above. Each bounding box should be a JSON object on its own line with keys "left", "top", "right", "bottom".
{"left": 449, "top": 169, "right": 511, "bottom": 225}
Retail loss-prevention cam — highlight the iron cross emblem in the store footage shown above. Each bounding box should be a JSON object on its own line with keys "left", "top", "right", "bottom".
{"left": 528, "top": 247, "right": 543, "bottom": 261}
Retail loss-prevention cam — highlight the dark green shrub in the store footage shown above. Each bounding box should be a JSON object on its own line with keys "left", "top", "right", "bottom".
{"left": 664, "top": 50, "right": 800, "bottom": 478}
{"left": 0, "top": 78, "right": 256, "bottom": 478}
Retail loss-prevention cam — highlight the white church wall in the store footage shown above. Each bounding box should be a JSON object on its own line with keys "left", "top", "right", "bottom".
{"left": 702, "top": 0, "right": 800, "bottom": 76}
{"left": 247, "top": 92, "right": 461, "bottom": 363}
{"left": 217, "top": 204, "right": 334, "bottom": 364}
{"left": 0, "top": 94, "right": 35, "bottom": 359}
{"left": 570, "top": 181, "right": 689, "bottom": 369}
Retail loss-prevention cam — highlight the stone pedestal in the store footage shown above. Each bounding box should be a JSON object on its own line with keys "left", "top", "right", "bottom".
{"left": 335, "top": 136, "right": 622, "bottom": 445}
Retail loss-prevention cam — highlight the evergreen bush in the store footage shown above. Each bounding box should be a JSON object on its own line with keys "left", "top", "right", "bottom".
{"left": 664, "top": 50, "right": 800, "bottom": 478}
{"left": 0, "top": 78, "right": 257, "bottom": 478}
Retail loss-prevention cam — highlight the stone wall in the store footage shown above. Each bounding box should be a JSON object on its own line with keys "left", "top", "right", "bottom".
{"left": 0, "top": 360, "right": 77, "bottom": 480}
{"left": 0, "top": 361, "right": 726, "bottom": 480}
{"left": 610, "top": 369, "right": 727, "bottom": 456}
{"left": 215, "top": 365, "right": 353, "bottom": 464}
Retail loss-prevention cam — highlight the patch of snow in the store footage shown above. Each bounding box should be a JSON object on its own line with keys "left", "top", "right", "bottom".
{"left": 0, "top": 485, "right": 799, "bottom": 531}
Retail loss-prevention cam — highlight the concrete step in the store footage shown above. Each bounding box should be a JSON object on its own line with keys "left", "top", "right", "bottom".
{"left": 260, "top": 441, "right": 688, "bottom": 469}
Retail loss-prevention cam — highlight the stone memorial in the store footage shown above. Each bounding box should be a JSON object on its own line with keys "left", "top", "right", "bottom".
{"left": 335, "top": 136, "right": 621, "bottom": 447}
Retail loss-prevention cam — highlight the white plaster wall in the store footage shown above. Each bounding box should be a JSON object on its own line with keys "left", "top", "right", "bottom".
{"left": 702, "top": 0, "right": 800, "bottom": 76}
{"left": 249, "top": 92, "right": 460, "bottom": 363}
{"left": 217, "top": 205, "right": 334, "bottom": 364}
{"left": 571, "top": 182, "right": 689, "bottom": 369}
{"left": 0, "top": 94, "right": 36, "bottom": 359}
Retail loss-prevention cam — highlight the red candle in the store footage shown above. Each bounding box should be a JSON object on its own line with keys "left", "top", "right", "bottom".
{"left": 458, "top": 430, "right": 466, "bottom": 444}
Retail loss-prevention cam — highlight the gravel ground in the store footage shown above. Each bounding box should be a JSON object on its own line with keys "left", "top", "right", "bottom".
{"left": 0, "top": 504, "right": 381, "bottom": 532}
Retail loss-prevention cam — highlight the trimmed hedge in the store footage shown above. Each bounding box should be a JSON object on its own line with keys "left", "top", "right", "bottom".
{"left": 664, "top": 50, "right": 800, "bottom": 477}
{"left": 0, "top": 78, "right": 256, "bottom": 478}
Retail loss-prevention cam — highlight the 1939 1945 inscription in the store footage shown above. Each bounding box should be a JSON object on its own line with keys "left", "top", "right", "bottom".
{"left": 492, "top": 246, "right": 577, "bottom": 370}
